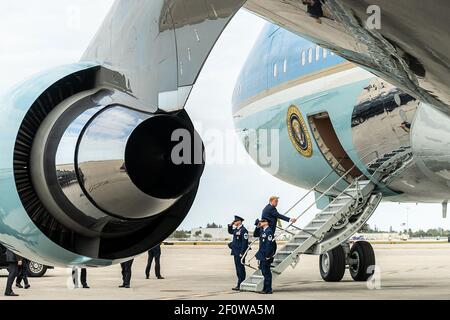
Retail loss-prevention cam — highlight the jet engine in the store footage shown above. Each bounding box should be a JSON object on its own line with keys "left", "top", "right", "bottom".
{"left": 0, "top": 63, "right": 204, "bottom": 266}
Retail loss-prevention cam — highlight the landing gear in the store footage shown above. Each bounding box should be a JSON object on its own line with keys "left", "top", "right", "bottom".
{"left": 319, "top": 245, "right": 346, "bottom": 282}
{"left": 319, "top": 241, "right": 376, "bottom": 282}
{"left": 348, "top": 241, "right": 375, "bottom": 281}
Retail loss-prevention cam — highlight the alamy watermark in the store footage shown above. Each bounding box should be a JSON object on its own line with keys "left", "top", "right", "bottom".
{"left": 170, "top": 126, "right": 281, "bottom": 175}
{"left": 366, "top": 265, "right": 382, "bottom": 290}
{"left": 366, "top": 5, "right": 381, "bottom": 30}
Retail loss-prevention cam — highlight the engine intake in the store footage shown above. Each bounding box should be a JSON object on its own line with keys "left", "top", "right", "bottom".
{"left": 7, "top": 65, "right": 204, "bottom": 262}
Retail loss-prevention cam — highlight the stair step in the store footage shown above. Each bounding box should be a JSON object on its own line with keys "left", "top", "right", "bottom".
{"left": 308, "top": 221, "right": 326, "bottom": 228}
{"left": 322, "top": 209, "right": 339, "bottom": 214}
{"left": 247, "top": 275, "right": 264, "bottom": 284}
{"left": 328, "top": 202, "right": 346, "bottom": 207}
{"left": 291, "top": 235, "right": 310, "bottom": 243}
{"left": 240, "top": 283, "right": 258, "bottom": 291}
{"left": 316, "top": 213, "right": 335, "bottom": 219}
{"left": 277, "top": 250, "right": 293, "bottom": 255}
{"left": 273, "top": 259, "right": 283, "bottom": 263}
{"left": 336, "top": 195, "right": 353, "bottom": 200}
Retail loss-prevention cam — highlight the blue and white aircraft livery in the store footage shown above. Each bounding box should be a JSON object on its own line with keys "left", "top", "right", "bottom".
{"left": 0, "top": 0, "right": 449, "bottom": 287}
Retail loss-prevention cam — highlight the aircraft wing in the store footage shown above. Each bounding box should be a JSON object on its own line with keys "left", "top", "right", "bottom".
{"left": 84, "top": 0, "right": 450, "bottom": 115}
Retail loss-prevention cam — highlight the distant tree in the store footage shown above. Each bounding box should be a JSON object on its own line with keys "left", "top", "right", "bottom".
{"left": 204, "top": 233, "right": 212, "bottom": 239}
{"left": 194, "top": 230, "right": 202, "bottom": 237}
{"left": 206, "top": 223, "right": 222, "bottom": 229}
{"left": 364, "top": 224, "right": 387, "bottom": 234}
{"left": 172, "top": 230, "right": 190, "bottom": 239}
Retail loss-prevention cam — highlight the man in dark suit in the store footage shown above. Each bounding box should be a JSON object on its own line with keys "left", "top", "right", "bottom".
{"left": 145, "top": 244, "right": 164, "bottom": 280}
{"left": 16, "top": 258, "right": 30, "bottom": 289}
{"left": 254, "top": 219, "right": 275, "bottom": 294}
{"left": 4, "top": 249, "right": 20, "bottom": 296}
{"left": 119, "top": 259, "right": 134, "bottom": 288}
{"left": 262, "top": 196, "right": 297, "bottom": 234}
{"left": 227, "top": 215, "right": 249, "bottom": 290}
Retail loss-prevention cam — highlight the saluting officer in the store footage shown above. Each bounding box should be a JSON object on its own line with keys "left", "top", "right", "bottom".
{"left": 262, "top": 196, "right": 297, "bottom": 234}
{"left": 227, "top": 215, "right": 249, "bottom": 291}
{"left": 254, "top": 218, "right": 275, "bottom": 294}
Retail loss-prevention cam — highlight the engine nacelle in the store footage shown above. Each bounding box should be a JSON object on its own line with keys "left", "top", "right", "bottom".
{"left": 0, "top": 63, "right": 204, "bottom": 266}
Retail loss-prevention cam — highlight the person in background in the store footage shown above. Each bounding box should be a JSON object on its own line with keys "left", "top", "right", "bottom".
{"left": 227, "top": 215, "right": 249, "bottom": 291}
{"left": 72, "top": 267, "right": 89, "bottom": 289}
{"left": 16, "top": 258, "right": 30, "bottom": 289}
{"left": 145, "top": 244, "right": 164, "bottom": 280}
{"left": 4, "top": 249, "right": 20, "bottom": 296}
{"left": 120, "top": 259, "right": 134, "bottom": 288}
{"left": 262, "top": 196, "right": 297, "bottom": 234}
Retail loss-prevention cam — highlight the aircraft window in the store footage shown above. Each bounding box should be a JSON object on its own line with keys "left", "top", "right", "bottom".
{"left": 323, "top": 48, "right": 328, "bottom": 59}
{"left": 316, "top": 46, "right": 321, "bottom": 61}
{"left": 283, "top": 59, "right": 287, "bottom": 73}
{"left": 273, "top": 63, "right": 278, "bottom": 78}
{"left": 301, "top": 50, "right": 306, "bottom": 66}
{"left": 308, "top": 48, "right": 313, "bottom": 63}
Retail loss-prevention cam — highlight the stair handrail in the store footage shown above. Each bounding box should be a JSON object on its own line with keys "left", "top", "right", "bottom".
{"left": 240, "top": 145, "right": 413, "bottom": 271}
{"left": 274, "top": 149, "right": 381, "bottom": 241}
{"left": 241, "top": 149, "right": 379, "bottom": 268}
{"left": 239, "top": 157, "right": 348, "bottom": 268}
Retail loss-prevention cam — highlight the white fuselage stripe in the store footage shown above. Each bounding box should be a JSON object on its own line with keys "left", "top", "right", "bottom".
{"left": 235, "top": 66, "right": 375, "bottom": 118}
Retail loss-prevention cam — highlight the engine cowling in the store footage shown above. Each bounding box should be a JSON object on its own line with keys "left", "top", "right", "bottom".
{"left": 0, "top": 63, "right": 204, "bottom": 266}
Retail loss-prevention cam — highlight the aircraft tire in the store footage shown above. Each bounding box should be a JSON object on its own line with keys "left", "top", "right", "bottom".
{"left": 349, "top": 241, "right": 376, "bottom": 281}
{"left": 319, "top": 245, "right": 346, "bottom": 282}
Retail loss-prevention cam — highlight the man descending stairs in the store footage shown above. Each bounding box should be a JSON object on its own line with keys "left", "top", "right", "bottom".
{"left": 240, "top": 146, "right": 413, "bottom": 292}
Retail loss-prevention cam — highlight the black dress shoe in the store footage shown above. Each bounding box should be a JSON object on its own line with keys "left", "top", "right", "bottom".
{"left": 124, "top": 285, "right": 130, "bottom": 288}
{"left": 24, "top": 285, "right": 31, "bottom": 289}
{"left": 157, "top": 276, "right": 165, "bottom": 280}
{"left": 82, "top": 285, "right": 90, "bottom": 289}
{"left": 232, "top": 287, "right": 240, "bottom": 291}
{"left": 259, "top": 290, "right": 273, "bottom": 294}
{"left": 145, "top": 276, "right": 149, "bottom": 279}
{"left": 5, "top": 292, "right": 19, "bottom": 297}
{"left": 16, "top": 284, "right": 23, "bottom": 289}
{"left": 119, "top": 285, "right": 126, "bottom": 288}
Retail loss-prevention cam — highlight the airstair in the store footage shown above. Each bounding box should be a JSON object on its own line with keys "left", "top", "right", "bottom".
{"left": 239, "top": 146, "right": 413, "bottom": 292}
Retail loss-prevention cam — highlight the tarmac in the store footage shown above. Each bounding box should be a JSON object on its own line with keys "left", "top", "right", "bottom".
{"left": 1, "top": 243, "right": 450, "bottom": 300}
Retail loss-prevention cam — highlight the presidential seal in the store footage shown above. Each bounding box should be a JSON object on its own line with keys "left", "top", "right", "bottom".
{"left": 287, "top": 105, "right": 313, "bottom": 157}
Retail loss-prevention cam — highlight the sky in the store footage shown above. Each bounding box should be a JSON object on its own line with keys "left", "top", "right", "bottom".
{"left": 0, "top": 1, "right": 446, "bottom": 232}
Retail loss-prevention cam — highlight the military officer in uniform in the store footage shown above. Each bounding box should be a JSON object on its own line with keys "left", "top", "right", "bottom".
{"left": 119, "top": 259, "right": 134, "bottom": 288}
{"left": 262, "top": 196, "right": 297, "bottom": 234}
{"left": 254, "top": 218, "right": 275, "bottom": 294}
{"left": 227, "top": 215, "right": 249, "bottom": 290}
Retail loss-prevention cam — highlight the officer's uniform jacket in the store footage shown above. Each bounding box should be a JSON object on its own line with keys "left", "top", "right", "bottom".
{"left": 227, "top": 224, "right": 249, "bottom": 256}
{"left": 255, "top": 227, "right": 275, "bottom": 261}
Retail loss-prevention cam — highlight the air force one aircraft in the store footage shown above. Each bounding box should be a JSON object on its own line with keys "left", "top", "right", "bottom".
{"left": 0, "top": 0, "right": 449, "bottom": 289}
